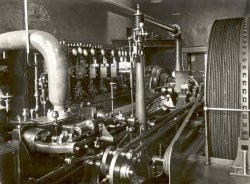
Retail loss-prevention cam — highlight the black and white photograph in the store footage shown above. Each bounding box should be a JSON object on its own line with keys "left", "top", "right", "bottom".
{"left": 0, "top": 0, "right": 249, "bottom": 183}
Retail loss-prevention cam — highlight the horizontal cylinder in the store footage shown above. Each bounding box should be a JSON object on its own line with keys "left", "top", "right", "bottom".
{"left": 33, "top": 141, "right": 76, "bottom": 154}
{"left": 22, "top": 128, "right": 77, "bottom": 154}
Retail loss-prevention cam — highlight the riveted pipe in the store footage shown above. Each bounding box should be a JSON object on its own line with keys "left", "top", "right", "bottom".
{"left": 0, "top": 30, "right": 68, "bottom": 112}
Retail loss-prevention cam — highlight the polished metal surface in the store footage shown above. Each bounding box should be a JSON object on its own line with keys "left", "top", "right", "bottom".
{"left": 135, "top": 55, "right": 147, "bottom": 131}
{"left": 133, "top": 6, "right": 148, "bottom": 132}
{"left": 175, "top": 36, "right": 183, "bottom": 71}
{"left": 206, "top": 107, "right": 250, "bottom": 112}
{"left": 33, "top": 141, "right": 76, "bottom": 154}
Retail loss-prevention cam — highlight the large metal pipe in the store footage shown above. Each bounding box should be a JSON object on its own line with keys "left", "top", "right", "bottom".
{"left": 135, "top": 55, "right": 147, "bottom": 131}
{"left": 175, "top": 36, "right": 183, "bottom": 71}
{"left": 23, "top": 0, "right": 30, "bottom": 109}
{"left": 0, "top": 30, "right": 68, "bottom": 112}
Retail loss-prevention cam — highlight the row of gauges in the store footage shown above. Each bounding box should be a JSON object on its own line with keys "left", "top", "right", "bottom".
{"left": 60, "top": 41, "right": 132, "bottom": 99}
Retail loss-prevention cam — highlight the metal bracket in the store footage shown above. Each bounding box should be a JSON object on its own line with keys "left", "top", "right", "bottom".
{"left": 99, "top": 124, "right": 113, "bottom": 142}
{"left": 230, "top": 138, "right": 250, "bottom": 177}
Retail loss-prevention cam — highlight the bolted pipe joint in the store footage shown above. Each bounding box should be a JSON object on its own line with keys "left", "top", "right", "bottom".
{"left": 169, "top": 24, "right": 181, "bottom": 37}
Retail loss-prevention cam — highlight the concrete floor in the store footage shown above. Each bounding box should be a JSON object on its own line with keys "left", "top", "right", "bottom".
{"left": 170, "top": 133, "right": 250, "bottom": 184}
{"left": 172, "top": 159, "right": 250, "bottom": 184}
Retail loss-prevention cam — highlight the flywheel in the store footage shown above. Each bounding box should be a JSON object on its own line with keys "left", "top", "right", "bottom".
{"left": 207, "top": 17, "right": 250, "bottom": 159}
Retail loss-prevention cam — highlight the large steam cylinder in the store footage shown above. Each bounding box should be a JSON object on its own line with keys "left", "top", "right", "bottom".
{"left": 207, "top": 17, "right": 250, "bottom": 159}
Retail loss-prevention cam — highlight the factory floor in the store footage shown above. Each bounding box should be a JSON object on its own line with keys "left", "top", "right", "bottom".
{"left": 171, "top": 133, "right": 250, "bottom": 184}
{"left": 172, "top": 158, "right": 250, "bottom": 184}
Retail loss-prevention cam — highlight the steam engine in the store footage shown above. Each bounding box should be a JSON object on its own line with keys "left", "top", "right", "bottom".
{"left": 0, "top": 3, "right": 249, "bottom": 184}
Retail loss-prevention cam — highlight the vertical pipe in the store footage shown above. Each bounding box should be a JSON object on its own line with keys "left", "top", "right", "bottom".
{"left": 175, "top": 36, "right": 183, "bottom": 71}
{"left": 24, "top": 0, "right": 30, "bottom": 55}
{"left": 135, "top": 55, "right": 147, "bottom": 131}
{"left": 187, "top": 54, "right": 192, "bottom": 75}
{"left": 110, "top": 83, "right": 114, "bottom": 114}
{"left": 34, "top": 53, "right": 39, "bottom": 117}
{"left": 24, "top": 0, "right": 30, "bottom": 108}
{"left": 17, "top": 125, "right": 22, "bottom": 184}
{"left": 204, "top": 53, "right": 210, "bottom": 165}
{"left": 128, "top": 38, "right": 134, "bottom": 116}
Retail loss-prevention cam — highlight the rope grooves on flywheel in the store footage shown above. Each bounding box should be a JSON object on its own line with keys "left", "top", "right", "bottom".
{"left": 207, "top": 18, "right": 243, "bottom": 159}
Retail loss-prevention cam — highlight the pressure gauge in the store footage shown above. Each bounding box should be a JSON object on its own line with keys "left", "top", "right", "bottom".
{"left": 83, "top": 49, "right": 88, "bottom": 56}
{"left": 72, "top": 48, "right": 77, "bottom": 56}
{"left": 111, "top": 50, "right": 115, "bottom": 57}
{"left": 90, "top": 48, "right": 95, "bottom": 55}
{"left": 101, "top": 49, "right": 105, "bottom": 56}
{"left": 77, "top": 47, "right": 83, "bottom": 54}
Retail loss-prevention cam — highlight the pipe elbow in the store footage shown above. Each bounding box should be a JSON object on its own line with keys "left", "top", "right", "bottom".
{"left": 30, "top": 31, "right": 68, "bottom": 111}
{"left": 0, "top": 30, "right": 68, "bottom": 112}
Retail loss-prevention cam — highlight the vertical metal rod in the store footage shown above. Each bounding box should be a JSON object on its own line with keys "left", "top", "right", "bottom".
{"left": 43, "top": 104, "right": 46, "bottom": 117}
{"left": 34, "top": 53, "right": 39, "bottom": 118}
{"left": 2, "top": 51, "right": 6, "bottom": 59}
{"left": 204, "top": 53, "right": 210, "bottom": 165}
{"left": 4, "top": 95, "right": 11, "bottom": 124}
{"left": 23, "top": 0, "right": 30, "bottom": 109}
{"left": 128, "top": 38, "right": 134, "bottom": 116}
{"left": 110, "top": 83, "right": 114, "bottom": 114}
{"left": 242, "top": 150, "right": 247, "bottom": 175}
{"left": 24, "top": 0, "right": 30, "bottom": 56}
{"left": 17, "top": 125, "right": 22, "bottom": 184}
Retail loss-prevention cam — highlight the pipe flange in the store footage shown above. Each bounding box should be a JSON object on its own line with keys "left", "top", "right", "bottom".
{"left": 169, "top": 24, "right": 181, "bottom": 37}
{"left": 47, "top": 109, "right": 70, "bottom": 121}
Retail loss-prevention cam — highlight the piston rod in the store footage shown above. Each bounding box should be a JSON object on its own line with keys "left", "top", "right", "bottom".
{"left": 122, "top": 102, "right": 194, "bottom": 151}
{"left": 206, "top": 107, "right": 250, "bottom": 112}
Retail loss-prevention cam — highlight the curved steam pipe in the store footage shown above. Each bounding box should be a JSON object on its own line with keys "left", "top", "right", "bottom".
{"left": 0, "top": 30, "right": 68, "bottom": 111}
